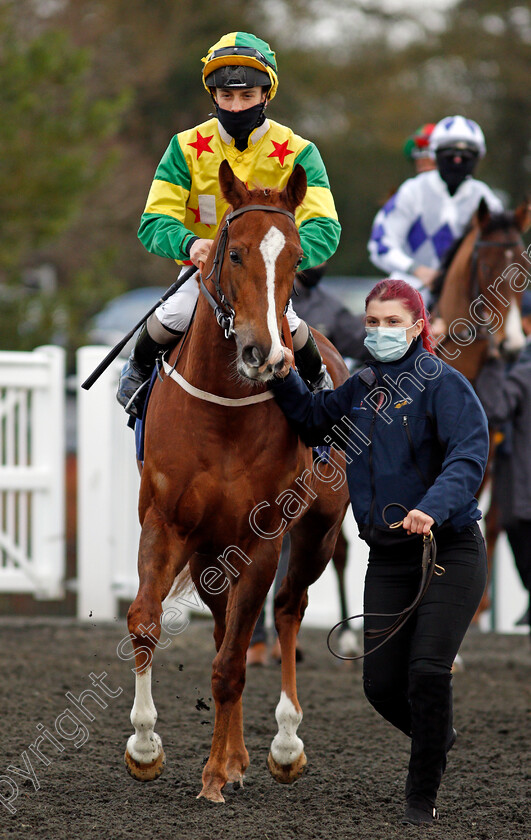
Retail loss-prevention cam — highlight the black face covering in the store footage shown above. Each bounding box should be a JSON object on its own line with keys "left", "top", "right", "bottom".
{"left": 215, "top": 101, "right": 266, "bottom": 149}
{"left": 296, "top": 263, "right": 327, "bottom": 288}
{"left": 436, "top": 148, "right": 478, "bottom": 196}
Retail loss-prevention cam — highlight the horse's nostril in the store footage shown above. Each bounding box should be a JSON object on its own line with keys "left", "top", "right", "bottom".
{"left": 242, "top": 345, "right": 264, "bottom": 367}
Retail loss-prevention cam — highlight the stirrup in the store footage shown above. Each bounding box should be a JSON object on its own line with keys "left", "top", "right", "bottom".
{"left": 117, "top": 355, "right": 152, "bottom": 419}
{"left": 123, "top": 379, "right": 150, "bottom": 418}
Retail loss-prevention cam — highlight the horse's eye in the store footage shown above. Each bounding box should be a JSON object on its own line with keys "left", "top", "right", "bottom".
{"left": 229, "top": 250, "right": 241, "bottom": 264}
{"left": 295, "top": 256, "right": 303, "bottom": 269}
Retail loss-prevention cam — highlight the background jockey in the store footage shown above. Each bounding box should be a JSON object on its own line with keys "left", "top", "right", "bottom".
{"left": 117, "top": 31, "right": 341, "bottom": 417}
{"left": 403, "top": 123, "right": 437, "bottom": 175}
{"left": 367, "top": 115, "right": 503, "bottom": 335}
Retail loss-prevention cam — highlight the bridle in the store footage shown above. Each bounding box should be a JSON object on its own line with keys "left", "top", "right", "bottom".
{"left": 199, "top": 203, "right": 296, "bottom": 339}
{"left": 438, "top": 229, "right": 522, "bottom": 349}
{"left": 469, "top": 235, "right": 521, "bottom": 304}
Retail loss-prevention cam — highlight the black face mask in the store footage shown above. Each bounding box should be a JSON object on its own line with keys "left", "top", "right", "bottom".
{"left": 215, "top": 101, "right": 266, "bottom": 146}
{"left": 296, "top": 264, "right": 327, "bottom": 288}
{"left": 436, "top": 148, "right": 478, "bottom": 196}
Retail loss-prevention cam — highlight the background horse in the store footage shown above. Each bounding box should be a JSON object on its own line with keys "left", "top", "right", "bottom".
{"left": 434, "top": 198, "right": 531, "bottom": 617}
{"left": 435, "top": 199, "right": 530, "bottom": 378}
{"left": 124, "top": 160, "right": 350, "bottom": 802}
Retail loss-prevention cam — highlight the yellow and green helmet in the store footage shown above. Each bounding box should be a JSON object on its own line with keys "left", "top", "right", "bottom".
{"left": 202, "top": 32, "right": 279, "bottom": 100}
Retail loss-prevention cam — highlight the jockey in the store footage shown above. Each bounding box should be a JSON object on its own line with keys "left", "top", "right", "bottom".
{"left": 368, "top": 115, "right": 503, "bottom": 306}
{"left": 117, "top": 31, "right": 341, "bottom": 417}
{"left": 403, "top": 123, "right": 437, "bottom": 175}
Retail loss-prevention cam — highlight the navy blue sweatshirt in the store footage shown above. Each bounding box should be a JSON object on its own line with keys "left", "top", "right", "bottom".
{"left": 271, "top": 339, "right": 489, "bottom": 542}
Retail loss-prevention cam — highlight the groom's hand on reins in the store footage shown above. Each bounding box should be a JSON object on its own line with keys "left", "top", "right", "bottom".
{"left": 275, "top": 348, "right": 294, "bottom": 379}
{"left": 402, "top": 509, "right": 434, "bottom": 535}
{"left": 190, "top": 238, "right": 214, "bottom": 268}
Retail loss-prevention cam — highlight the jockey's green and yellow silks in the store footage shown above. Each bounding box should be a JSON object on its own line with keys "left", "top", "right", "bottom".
{"left": 202, "top": 32, "right": 279, "bottom": 99}
{"left": 139, "top": 118, "right": 341, "bottom": 270}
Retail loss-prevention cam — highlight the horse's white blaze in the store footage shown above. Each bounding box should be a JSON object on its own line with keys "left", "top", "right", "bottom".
{"left": 270, "top": 691, "right": 304, "bottom": 766}
{"left": 504, "top": 297, "right": 526, "bottom": 353}
{"left": 259, "top": 225, "right": 286, "bottom": 365}
{"left": 127, "top": 667, "right": 163, "bottom": 763}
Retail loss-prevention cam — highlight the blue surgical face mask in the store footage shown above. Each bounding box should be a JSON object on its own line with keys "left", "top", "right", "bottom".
{"left": 364, "top": 322, "right": 419, "bottom": 362}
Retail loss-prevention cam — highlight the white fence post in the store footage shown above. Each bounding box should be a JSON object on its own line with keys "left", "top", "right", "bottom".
{"left": 0, "top": 345, "right": 65, "bottom": 598}
{"left": 32, "top": 346, "right": 66, "bottom": 598}
{"left": 77, "top": 347, "right": 141, "bottom": 620}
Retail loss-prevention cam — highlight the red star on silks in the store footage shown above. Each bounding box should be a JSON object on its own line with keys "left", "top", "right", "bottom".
{"left": 188, "top": 206, "right": 211, "bottom": 228}
{"left": 268, "top": 139, "right": 294, "bottom": 166}
{"left": 187, "top": 130, "right": 214, "bottom": 159}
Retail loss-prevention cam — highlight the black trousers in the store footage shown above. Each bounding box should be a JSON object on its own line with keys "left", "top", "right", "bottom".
{"left": 362, "top": 522, "right": 487, "bottom": 735}
{"left": 505, "top": 519, "right": 531, "bottom": 614}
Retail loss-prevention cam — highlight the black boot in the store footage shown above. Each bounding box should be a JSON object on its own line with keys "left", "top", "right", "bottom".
{"left": 401, "top": 672, "right": 453, "bottom": 826}
{"left": 404, "top": 726, "right": 457, "bottom": 810}
{"left": 116, "top": 324, "right": 171, "bottom": 419}
{"left": 294, "top": 329, "right": 333, "bottom": 392}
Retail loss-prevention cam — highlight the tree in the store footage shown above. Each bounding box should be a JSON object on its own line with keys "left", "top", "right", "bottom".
{"left": 0, "top": 15, "right": 128, "bottom": 268}
{"left": 0, "top": 7, "right": 129, "bottom": 353}
{"left": 3, "top": 0, "right": 528, "bottom": 331}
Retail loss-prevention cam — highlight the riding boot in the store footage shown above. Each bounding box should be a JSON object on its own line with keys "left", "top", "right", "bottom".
{"left": 401, "top": 672, "right": 452, "bottom": 826}
{"left": 294, "top": 329, "right": 333, "bottom": 392}
{"left": 116, "top": 323, "right": 176, "bottom": 419}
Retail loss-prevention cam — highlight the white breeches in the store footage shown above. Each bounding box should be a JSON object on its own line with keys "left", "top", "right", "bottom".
{"left": 155, "top": 269, "right": 301, "bottom": 334}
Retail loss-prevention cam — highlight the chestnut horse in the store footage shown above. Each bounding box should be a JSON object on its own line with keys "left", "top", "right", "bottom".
{"left": 124, "top": 160, "right": 350, "bottom": 802}
{"left": 434, "top": 198, "right": 531, "bottom": 616}
{"left": 434, "top": 199, "right": 530, "bottom": 378}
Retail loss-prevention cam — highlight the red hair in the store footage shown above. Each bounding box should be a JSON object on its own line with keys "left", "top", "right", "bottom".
{"left": 365, "top": 278, "right": 435, "bottom": 354}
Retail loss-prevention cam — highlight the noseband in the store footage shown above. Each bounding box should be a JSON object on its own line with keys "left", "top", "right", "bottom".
{"left": 199, "top": 204, "right": 296, "bottom": 339}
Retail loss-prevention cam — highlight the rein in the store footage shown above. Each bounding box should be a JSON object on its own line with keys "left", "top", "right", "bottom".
{"left": 199, "top": 203, "right": 296, "bottom": 339}
{"left": 326, "top": 504, "right": 445, "bottom": 662}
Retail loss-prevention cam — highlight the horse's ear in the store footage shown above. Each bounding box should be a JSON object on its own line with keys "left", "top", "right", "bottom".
{"left": 476, "top": 197, "right": 491, "bottom": 231}
{"left": 218, "top": 159, "right": 250, "bottom": 209}
{"left": 514, "top": 200, "right": 531, "bottom": 233}
{"left": 282, "top": 164, "right": 307, "bottom": 213}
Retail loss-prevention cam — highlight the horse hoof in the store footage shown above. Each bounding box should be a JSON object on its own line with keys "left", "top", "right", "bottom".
{"left": 338, "top": 628, "right": 360, "bottom": 658}
{"left": 247, "top": 641, "right": 268, "bottom": 667}
{"left": 196, "top": 785, "right": 225, "bottom": 803}
{"left": 267, "top": 750, "right": 306, "bottom": 784}
{"left": 124, "top": 747, "right": 166, "bottom": 781}
{"left": 451, "top": 653, "right": 465, "bottom": 673}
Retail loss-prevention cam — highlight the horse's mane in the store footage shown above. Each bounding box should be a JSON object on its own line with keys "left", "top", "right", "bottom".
{"left": 480, "top": 209, "right": 520, "bottom": 236}
{"left": 438, "top": 223, "right": 473, "bottom": 276}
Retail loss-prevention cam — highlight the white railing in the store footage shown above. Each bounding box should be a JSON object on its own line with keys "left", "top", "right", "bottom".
{"left": 0, "top": 346, "right": 65, "bottom": 598}
{"left": 76, "top": 346, "right": 141, "bottom": 619}
{"left": 0, "top": 344, "right": 526, "bottom": 633}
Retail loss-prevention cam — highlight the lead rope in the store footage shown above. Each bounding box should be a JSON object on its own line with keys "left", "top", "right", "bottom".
{"left": 326, "top": 504, "right": 446, "bottom": 662}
